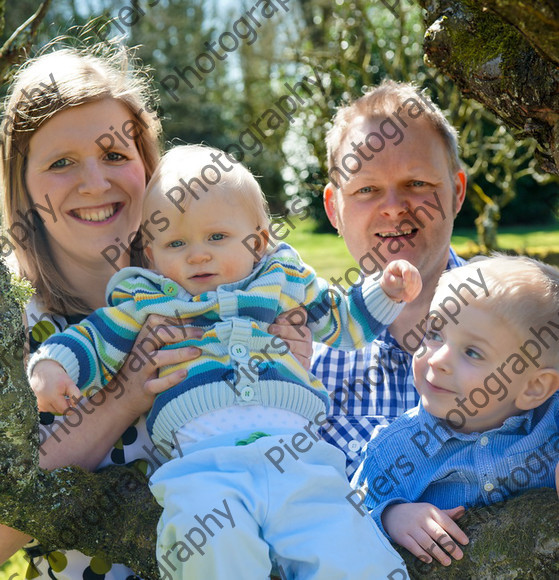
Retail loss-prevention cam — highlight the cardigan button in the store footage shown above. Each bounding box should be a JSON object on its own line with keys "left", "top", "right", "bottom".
{"left": 240, "top": 386, "right": 255, "bottom": 402}
{"left": 163, "top": 281, "right": 178, "bottom": 296}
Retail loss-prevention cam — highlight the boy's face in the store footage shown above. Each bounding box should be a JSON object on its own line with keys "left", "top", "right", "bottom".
{"left": 412, "top": 283, "right": 536, "bottom": 433}
{"left": 145, "top": 189, "right": 263, "bottom": 295}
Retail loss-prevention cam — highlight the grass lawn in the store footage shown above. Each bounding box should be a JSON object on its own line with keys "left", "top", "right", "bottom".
{"left": 278, "top": 216, "right": 559, "bottom": 281}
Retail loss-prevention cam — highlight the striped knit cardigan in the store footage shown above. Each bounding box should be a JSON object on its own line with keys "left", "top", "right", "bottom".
{"left": 29, "top": 243, "right": 403, "bottom": 453}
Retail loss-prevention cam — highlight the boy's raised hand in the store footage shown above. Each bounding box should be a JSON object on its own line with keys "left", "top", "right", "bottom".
{"left": 382, "top": 502, "right": 468, "bottom": 566}
{"left": 30, "top": 360, "right": 82, "bottom": 415}
{"left": 380, "top": 260, "right": 422, "bottom": 303}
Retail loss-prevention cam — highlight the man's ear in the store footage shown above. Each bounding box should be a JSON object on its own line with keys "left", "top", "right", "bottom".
{"left": 515, "top": 368, "right": 559, "bottom": 411}
{"left": 453, "top": 169, "right": 467, "bottom": 216}
{"left": 323, "top": 183, "right": 338, "bottom": 230}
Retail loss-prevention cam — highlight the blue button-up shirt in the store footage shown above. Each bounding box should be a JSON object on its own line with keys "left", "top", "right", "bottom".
{"left": 353, "top": 393, "right": 559, "bottom": 536}
{"left": 312, "top": 249, "right": 465, "bottom": 478}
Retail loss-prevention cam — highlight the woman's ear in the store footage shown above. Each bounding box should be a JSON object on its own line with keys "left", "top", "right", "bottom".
{"left": 144, "top": 245, "right": 154, "bottom": 266}
{"left": 515, "top": 368, "right": 559, "bottom": 411}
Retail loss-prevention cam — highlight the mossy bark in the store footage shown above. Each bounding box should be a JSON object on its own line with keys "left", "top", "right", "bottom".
{"left": 400, "top": 488, "right": 559, "bottom": 579}
{"left": 0, "top": 259, "right": 162, "bottom": 579}
{"left": 419, "top": 0, "right": 559, "bottom": 174}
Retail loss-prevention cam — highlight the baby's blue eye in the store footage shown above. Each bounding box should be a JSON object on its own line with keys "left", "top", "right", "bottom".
{"left": 209, "top": 233, "right": 225, "bottom": 241}
{"left": 168, "top": 240, "right": 184, "bottom": 248}
{"left": 106, "top": 151, "right": 126, "bottom": 161}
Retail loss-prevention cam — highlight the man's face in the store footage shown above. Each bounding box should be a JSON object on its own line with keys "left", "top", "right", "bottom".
{"left": 324, "top": 116, "right": 466, "bottom": 282}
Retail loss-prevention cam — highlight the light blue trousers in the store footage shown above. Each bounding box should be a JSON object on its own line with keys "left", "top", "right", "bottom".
{"left": 150, "top": 431, "right": 409, "bottom": 580}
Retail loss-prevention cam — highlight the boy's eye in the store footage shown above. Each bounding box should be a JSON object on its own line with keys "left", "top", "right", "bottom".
{"left": 424, "top": 329, "right": 442, "bottom": 342}
{"left": 209, "top": 233, "right": 225, "bottom": 241}
{"left": 465, "top": 348, "right": 483, "bottom": 360}
{"left": 168, "top": 240, "right": 184, "bottom": 248}
{"left": 49, "top": 158, "right": 70, "bottom": 169}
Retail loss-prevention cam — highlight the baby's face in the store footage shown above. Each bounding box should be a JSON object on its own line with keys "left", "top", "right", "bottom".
{"left": 412, "top": 281, "right": 534, "bottom": 433}
{"left": 146, "top": 190, "right": 262, "bottom": 295}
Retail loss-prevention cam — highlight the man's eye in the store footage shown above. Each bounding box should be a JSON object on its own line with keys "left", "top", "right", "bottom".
{"left": 357, "top": 186, "right": 373, "bottom": 194}
{"left": 209, "top": 233, "right": 225, "bottom": 241}
{"left": 49, "top": 158, "right": 70, "bottom": 169}
{"left": 410, "top": 180, "right": 427, "bottom": 187}
{"left": 168, "top": 240, "right": 184, "bottom": 248}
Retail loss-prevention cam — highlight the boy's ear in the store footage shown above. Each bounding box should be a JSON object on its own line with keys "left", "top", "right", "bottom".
{"left": 515, "top": 368, "right": 559, "bottom": 411}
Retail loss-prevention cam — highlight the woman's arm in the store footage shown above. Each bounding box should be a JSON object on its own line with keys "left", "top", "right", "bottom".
{"left": 39, "top": 314, "right": 202, "bottom": 471}
{"left": 0, "top": 525, "right": 31, "bottom": 564}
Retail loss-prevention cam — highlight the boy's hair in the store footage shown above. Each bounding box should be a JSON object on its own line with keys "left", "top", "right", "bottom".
{"left": 326, "top": 79, "right": 461, "bottom": 185}
{"left": 0, "top": 41, "right": 162, "bottom": 315}
{"left": 440, "top": 254, "right": 559, "bottom": 366}
{"left": 143, "top": 144, "right": 270, "bottom": 235}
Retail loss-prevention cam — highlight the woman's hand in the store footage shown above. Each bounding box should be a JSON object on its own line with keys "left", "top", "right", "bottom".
{"left": 269, "top": 307, "right": 313, "bottom": 370}
{"left": 115, "top": 314, "right": 203, "bottom": 418}
{"left": 38, "top": 314, "right": 203, "bottom": 472}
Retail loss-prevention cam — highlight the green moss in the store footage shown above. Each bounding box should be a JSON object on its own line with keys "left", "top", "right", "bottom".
{"left": 435, "top": 1, "right": 525, "bottom": 78}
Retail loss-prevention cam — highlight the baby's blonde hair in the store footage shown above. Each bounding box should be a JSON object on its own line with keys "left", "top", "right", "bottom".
{"left": 143, "top": 144, "right": 270, "bottom": 235}
{"left": 0, "top": 42, "right": 162, "bottom": 315}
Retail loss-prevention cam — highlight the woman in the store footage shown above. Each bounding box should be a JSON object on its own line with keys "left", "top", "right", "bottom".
{"left": 0, "top": 42, "right": 311, "bottom": 578}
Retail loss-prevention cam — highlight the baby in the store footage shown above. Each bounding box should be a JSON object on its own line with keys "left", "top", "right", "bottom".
{"left": 29, "top": 145, "right": 419, "bottom": 579}
{"left": 352, "top": 255, "right": 559, "bottom": 567}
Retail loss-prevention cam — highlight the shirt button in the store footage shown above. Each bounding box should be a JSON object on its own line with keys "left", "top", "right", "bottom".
{"left": 230, "top": 343, "right": 248, "bottom": 359}
{"left": 480, "top": 436, "right": 489, "bottom": 446}
{"left": 484, "top": 482, "right": 494, "bottom": 492}
{"left": 348, "top": 440, "right": 361, "bottom": 453}
{"left": 240, "top": 386, "right": 255, "bottom": 402}
{"left": 163, "top": 281, "right": 178, "bottom": 296}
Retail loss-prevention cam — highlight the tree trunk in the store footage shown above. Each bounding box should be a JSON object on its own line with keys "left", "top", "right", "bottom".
{"left": 419, "top": 0, "right": 559, "bottom": 174}
{"left": 0, "top": 260, "right": 162, "bottom": 579}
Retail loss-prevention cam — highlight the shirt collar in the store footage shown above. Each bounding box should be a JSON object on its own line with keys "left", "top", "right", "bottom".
{"left": 415, "top": 403, "right": 536, "bottom": 456}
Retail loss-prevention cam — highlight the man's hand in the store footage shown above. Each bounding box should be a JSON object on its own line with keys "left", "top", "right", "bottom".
{"left": 381, "top": 259, "right": 422, "bottom": 303}
{"left": 382, "top": 502, "right": 468, "bottom": 566}
{"left": 30, "top": 360, "right": 82, "bottom": 415}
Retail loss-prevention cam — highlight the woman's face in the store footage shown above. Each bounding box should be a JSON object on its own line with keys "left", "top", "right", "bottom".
{"left": 25, "top": 99, "right": 146, "bottom": 269}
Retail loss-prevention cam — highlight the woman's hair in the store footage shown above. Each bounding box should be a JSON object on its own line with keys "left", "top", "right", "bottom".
{"left": 0, "top": 41, "right": 162, "bottom": 315}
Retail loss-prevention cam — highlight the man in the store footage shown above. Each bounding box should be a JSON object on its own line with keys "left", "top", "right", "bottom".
{"left": 312, "top": 80, "right": 467, "bottom": 477}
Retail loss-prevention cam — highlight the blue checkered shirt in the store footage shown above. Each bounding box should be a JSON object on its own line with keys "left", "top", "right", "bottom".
{"left": 311, "top": 249, "right": 465, "bottom": 478}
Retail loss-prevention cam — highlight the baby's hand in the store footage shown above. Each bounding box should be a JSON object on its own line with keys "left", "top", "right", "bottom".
{"left": 382, "top": 502, "right": 468, "bottom": 566}
{"left": 30, "top": 360, "right": 82, "bottom": 415}
{"left": 381, "top": 260, "right": 422, "bottom": 303}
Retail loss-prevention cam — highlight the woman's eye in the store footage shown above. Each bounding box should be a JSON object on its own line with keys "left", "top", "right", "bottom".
{"left": 49, "top": 158, "right": 70, "bottom": 169}
{"left": 209, "top": 233, "right": 225, "bottom": 241}
{"left": 106, "top": 152, "right": 126, "bottom": 162}
{"left": 168, "top": 240, "right": 184, "bottom": 248}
